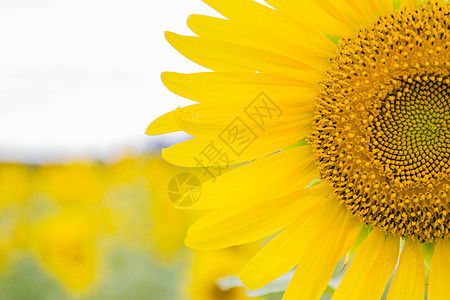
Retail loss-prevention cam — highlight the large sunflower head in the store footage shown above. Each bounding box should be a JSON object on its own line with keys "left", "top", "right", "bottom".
{"left": 148, "top": 0, "right": 450, "bottom": 299}
{"left": 312, "top": 1, "right": 450, "bottom": 243}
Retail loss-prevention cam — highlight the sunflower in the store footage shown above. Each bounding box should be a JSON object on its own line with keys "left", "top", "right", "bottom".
{"left": 33, "top": 210, "right": 99, "bottom": 291}
{"left": 147, "top": 0, "right": 450, "bottom": 299}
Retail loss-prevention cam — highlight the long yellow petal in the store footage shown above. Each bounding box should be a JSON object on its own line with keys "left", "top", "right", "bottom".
{"left": 187, "top": 10, "right": 336, "bottom": 59}
{"left": 361, "top": 235, "right": 400, "bottom": 299}
{"left": 265, "top": 0, "right": 355, "bottom": 37}
{"left": 283, "top": 209, "right": 360, "bottom": 300}
{"left": 368, "top": 0, "right": 394, "bottom": 16}
{"left": 187, "top": 14, "right": 332, "bottom": 68}
{"left": 239, "top": 197, "right": 337, "bottom": 290}
{"left": 201, "top": 0, "right": 336, "bottom": 55}
{"left": 342, "top": 220, "right": 368, "bottom": 257}
{"left": 165, "top": 32, "right": 321, "bottom": 82}
{"left": 162, "top": 119, "right": 312, "bottom": 167}
{"left": 148, "top": 71, "right": 318, "bottom": 137}
{"left": 332, "top": 231, "right": 399, "bottom": 300}
{"left": 146, "top": 110, "right": 181, "bottom": 135}
{"left": 186, "top": 183, "right": 329, "bottom": 250}
{"left": 170, "top": 101, "right": 313, "bottom": 136}
{"left": 321, "top": 0, "right": 371, "bottom": 28}
{"left": 428, "top": 239, "right": 450, "bottom": 300}
{"left": 387, "top": 238, "right": 425, "bottom": 300}
{"left": 340, "top": 0, "right": 379, "bottom": 23}
{"left": 177, "top": 146, "right": 316, "bottom": 210}
{"left": 161, "top": 72, "right": 318, "bottom": 104}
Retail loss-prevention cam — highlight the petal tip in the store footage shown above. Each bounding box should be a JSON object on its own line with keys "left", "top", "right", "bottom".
{"left": 184, "top": 235, "right": 206, "bottom": 250}
{"left": 164, "top": 30, "right": 175, "bottom": 40}
{"left": 145, "top": 121, "right": 158, "bottom": 136}
{"left": 145, "top": 116, "right": 170, "bottom": 136}
{"left": 160, "top": 71, "right": 181, "bottom": 89}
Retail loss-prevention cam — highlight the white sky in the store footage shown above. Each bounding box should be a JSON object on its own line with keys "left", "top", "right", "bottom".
{"left": 0, "top": 0, "right": 222, "bottom": 162}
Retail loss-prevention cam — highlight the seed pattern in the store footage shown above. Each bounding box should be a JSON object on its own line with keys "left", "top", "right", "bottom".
{"left": 311, "top": 1, "right": 450, "bottom": 242}
{"left": 371, "top": 76, "right": 450, "bottom": 188}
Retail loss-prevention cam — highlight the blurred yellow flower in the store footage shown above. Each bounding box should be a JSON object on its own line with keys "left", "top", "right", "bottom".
{"left": 38, "top": 163, "right": 106, "bottom": 207}
{"left": 0, "top": 164, "right": 32, "bottom": 207}
{"left": 32, "top": 210, "right": 100, "bottom": 291}
{"left": 144, "top": 156, "right": 202, "bottom": 256}
{"left": 0, "top": 154, "right": 264, "bottom": 299}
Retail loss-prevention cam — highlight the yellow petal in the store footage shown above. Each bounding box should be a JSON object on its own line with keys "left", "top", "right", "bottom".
{"left": 158, "top": 74, "right": 318, "bottom": 166}
{"left": 323, "top": 0, "right": 372, "bottom": 28}
{"left": 161, "top": 72, "right": 318, "bottom": 104}
{"left": 165, "top": 31, "right": 322, "bottom": 82}
{"left": 402, "top": 0, "right": 420, "bottom": 8}
{"left": 343, "top": 221, "right": 369, "bottom": 258}
{"left": 368, "top": 0, "right": 394, "bottom": 16}
{"left": 146, "top": 110, "right": 180, "bottom": 135}
{"left": 187, "top": 12, "right": 335, "bottom": 60}
{"left": 151, "top": 69, "right": 312, "bottom": 135}
{"left": 202, "top": 0, "right": 335, "bottom": 53}
{"left": 264, "top": 0, "right": 355, "bottom": 37}
{"left": 344, "top": 225, "right": 371, "bottom": 265}
{"left": 332, "top": 231, "right": 399, "bottom": 300}
{"left": 201, "top": 0, "right": 336, "bottom": 58}
{"left": 239, "top": 196, "right": 337, "bottom": 290}
{"left": 319, "top": 0, "right": 392, "bottom": 31}
{"left": 428, "top": 238, "right": 450, "bottom": 300}
{"left": 283, "top": 209, "right": 360, "bottom": 300}
{"left": 339, "top": 0, "right": 380, "bottom": 23}
{"left": 387, "top": 238, "right": 425, "bottom": 300}
{"left": 170, "top": 101, "right": 313, "bottom": 137}
{"left": 186, "top": 183, "right": 329, "bottom": 250}
{"left": 178, "top": 145, "right": 316, "bottom": 210}
{"left": 162, "top": 117, "right": 312, "bottom": 166}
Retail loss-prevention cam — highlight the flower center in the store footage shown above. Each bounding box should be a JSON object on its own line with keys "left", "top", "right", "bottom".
{"left": 371, "top": 76, "right": 450, "bottom": 188}
{"left": 311, "top": 1, "right": 450, "bottom": 242}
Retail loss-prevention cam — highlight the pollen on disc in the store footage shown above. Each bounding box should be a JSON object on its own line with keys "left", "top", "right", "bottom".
{"left": 311, "top": 1, "right": 450, "bottom": 243}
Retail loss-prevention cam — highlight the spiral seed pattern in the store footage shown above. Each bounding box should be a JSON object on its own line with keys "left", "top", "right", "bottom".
{"left": 311, "top": 1, "right": 450, "bottom": 242}
{"left": 371, "top": 76, "right": 450, "bottom": 188}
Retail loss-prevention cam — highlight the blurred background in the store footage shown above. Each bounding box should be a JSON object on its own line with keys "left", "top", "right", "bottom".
{"left": 0, "top": 0, "right": 286, "bottom": 299}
